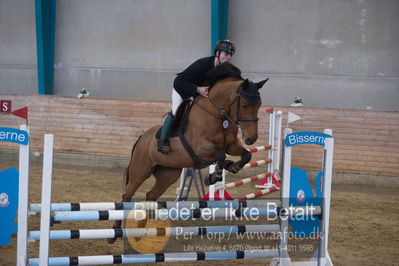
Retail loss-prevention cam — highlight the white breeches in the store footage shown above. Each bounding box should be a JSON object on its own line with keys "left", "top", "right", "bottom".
{"left": 171, "top": 88, "right": 183, "bottom": 116}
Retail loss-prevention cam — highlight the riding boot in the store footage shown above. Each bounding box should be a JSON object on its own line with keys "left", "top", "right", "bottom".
{"left": 158, "top": 113, "right": 174, "bottom": 154}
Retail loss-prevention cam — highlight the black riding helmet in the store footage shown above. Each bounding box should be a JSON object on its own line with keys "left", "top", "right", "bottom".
{"left": 214, "top": 40, "right": 235, "bottom": 55}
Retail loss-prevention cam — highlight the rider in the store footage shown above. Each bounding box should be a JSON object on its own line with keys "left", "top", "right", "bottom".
{"left": 157, "top": 40, "right": 236, "bottom": 154}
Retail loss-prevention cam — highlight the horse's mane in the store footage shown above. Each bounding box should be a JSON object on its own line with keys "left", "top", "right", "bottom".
{"left": 206, "top": 62, "right": 243, "bottom": 87}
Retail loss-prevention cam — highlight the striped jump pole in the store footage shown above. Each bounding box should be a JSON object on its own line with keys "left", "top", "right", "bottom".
{"left": 242, "top": 158, "right": 272, "bottom": 170}
{"left": 223, "top": 172, "right": 272, "bottom": 189}
{"left": 246, "top": 145, "right": 272, "bottom": 153}
{"left": 51, "top": 206, "right": 281, "bottom": 222}
{"left": 29, "top": 199, "right": 281, "bottom": 214}
{"left": 51, "top": 205, "right": 320, "bottom": 223}
{"left": 238, "top": 187, "right": 278, "bottom": 201}
{"left": 28, "top": 249, "right": 280, "bottom": 266}
{"left": 29, "top": 224, "right": 281, "bottom": 241}
{"left": 30, "top": 202, "right": 157, "bottom": 214}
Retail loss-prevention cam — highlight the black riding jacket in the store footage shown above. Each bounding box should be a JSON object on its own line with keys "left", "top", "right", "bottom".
{"left": 173, "top": 56, "right": 216, "bottom": 100}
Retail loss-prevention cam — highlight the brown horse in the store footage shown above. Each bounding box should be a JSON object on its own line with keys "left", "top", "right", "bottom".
{"left": 109, "top": 67, "right": 268, "bottom": 243}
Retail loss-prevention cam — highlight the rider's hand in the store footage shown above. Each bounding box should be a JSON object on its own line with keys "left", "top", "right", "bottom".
{"left": 197, "top": 86, "right": 209, "bottom": 97}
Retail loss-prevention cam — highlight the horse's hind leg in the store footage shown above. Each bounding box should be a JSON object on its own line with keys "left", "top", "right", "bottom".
{"left": 122, "top": 163, "right": 154, "bottom": 202}
{"left": 108, "top": 161, "right": 154, "bottom": 244}
{"left": 129, "top": 167, "right": 181, "bottom": 242}
{"left": 146, "top": 167, "right": 182, "bottom": 201}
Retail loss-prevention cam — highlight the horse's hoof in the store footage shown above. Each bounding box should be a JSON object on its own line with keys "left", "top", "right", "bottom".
{"left": 204, "top": 173, "right": 222, "bottom": 186}
{"left": 223, "top": 160, "right": 234, "bottom": 171}
{"left": 230, "top": 167, "right": 240, "bottom": 174}
{"left": 204, "top": 174, "right": 216, "bottom": 185}
{"left": 107, "top": 237, "right": 117, "bottom": 244}
{"left": 204, "top": 175, "right": 212, "bottom": 186}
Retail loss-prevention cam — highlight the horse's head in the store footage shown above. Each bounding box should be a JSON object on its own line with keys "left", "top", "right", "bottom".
{"left": 232, "top": 78, "right": 269, "bottom": 145}
{"left": 205, "top": 63, "right": 268, "bottom": 145}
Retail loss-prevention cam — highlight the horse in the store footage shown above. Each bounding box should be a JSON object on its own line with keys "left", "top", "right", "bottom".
{"left": 108, "top": 63, "right": 268, "bottom": 243}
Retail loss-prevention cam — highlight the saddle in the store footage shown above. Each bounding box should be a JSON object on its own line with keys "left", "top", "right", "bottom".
{"left": 156, "top": 98, "right": 193, "bottom": 139}
{"left": 156, "top": 99, "right": 215, "bottom": 168}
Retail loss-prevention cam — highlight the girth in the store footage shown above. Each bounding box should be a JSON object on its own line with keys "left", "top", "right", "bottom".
{"left": 178, "top": 134, "right": 216, "bottom": 169}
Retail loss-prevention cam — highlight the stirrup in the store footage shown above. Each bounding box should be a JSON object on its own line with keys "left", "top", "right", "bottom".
{"left": 157, "top": 139, "right": 170, "bottom": 154}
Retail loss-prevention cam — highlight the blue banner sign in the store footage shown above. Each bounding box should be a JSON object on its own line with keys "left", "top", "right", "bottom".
{"left": 0, "top": 167, "right": 19, "bottom": 246}
{"left": 0, "top": 127, "right": 29, "bottom": 145}
{"left": 285, "top": 131, "right": 332, "bottom": 147}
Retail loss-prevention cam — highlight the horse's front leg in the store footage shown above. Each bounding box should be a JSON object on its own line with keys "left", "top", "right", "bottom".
{"left": 224, "top": 144, "right": 252, "bottom": 174}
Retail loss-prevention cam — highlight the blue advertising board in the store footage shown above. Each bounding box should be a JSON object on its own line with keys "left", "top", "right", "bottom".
{"left": 285, "top": 131, "right": 332, "bottom": 147}
{"left": 0, "top": 127, "right": 29, "bottom": 145}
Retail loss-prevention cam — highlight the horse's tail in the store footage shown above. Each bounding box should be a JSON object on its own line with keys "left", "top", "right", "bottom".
{"left": 124, "top": 134, "right": 143, "bottom": 185}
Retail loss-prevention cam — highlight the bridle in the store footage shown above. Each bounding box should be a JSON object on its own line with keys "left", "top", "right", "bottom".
{"left": 194, "top": 82, "right": 260, "bottom": 136}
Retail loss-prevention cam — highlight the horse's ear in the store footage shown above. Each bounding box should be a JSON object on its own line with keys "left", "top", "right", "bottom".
{"left": 242, "top": 79, "right": 250, "bottom": 90}
{"left": 256, "top": 78, "right": 269, "bottom": 89}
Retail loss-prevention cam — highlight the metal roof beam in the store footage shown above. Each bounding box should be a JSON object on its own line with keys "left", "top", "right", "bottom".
{"left": 211, "top": 0, "right": 229, "bottom": 55}
{"left": 35, "top": 0, "right": 56, "bottom": 94}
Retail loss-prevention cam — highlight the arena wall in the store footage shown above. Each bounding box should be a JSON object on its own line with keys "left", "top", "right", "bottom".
{"left": 1, "top": 0, "right": 398, "bottom": 110}
{"left": 1, "top": 95, "right": 398, "bottom": 177}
